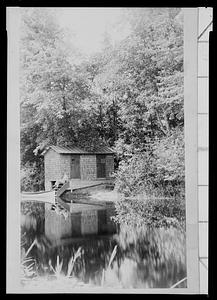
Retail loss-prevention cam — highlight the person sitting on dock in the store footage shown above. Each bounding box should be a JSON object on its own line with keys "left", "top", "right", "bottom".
{"left": 54, "top": 173, "right": 69, "bottom": 189}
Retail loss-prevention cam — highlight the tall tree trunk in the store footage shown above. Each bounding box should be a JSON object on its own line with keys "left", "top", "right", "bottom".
{"left": 112, "top": 98, "right": 118, "bottom": 142}
{"left": 99, "top": 104, "right": 105, "bottom": 139}
{"left": 163, "top": 112, "right": 170, "bottom": 132}
{"left": 155, "top": 108, "right": 168, "bottom": 136}
{"left": 153, "top": 80, "right": 169, "bottom": 136}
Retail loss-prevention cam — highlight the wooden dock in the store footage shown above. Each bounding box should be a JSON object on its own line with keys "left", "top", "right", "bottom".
{"left": 67, "top": 179, "right": 114, "bottom": 191}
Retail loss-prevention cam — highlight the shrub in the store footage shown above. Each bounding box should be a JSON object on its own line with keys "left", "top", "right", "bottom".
{"left": 113, "top": 128, "right": 185, "bottom": 228}
{"left": 115, "top": 128, "right": 184, "bottom": 197}
{"left": 114, "top": 152, "right": 154, "bottom": 197}
{"left": 21, "top": 162, "right": 44, "bottom": 192}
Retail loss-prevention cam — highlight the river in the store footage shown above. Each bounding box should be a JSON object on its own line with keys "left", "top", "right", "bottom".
{"left": 21, "top": 223, "right": 187, "bottom": 289}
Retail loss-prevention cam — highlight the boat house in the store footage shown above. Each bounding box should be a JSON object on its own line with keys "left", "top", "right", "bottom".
{"left": 43, "top": 145, "right": 114, "bottom": 191}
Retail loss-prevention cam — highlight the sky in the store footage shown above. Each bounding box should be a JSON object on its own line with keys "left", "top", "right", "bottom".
{"left": 55, "top": 8, "right": 131, "bottom": 56}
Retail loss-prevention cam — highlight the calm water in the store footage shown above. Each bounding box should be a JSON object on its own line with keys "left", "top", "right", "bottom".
{"left": 22, "top": 224, "right": 187, "bottom": 289}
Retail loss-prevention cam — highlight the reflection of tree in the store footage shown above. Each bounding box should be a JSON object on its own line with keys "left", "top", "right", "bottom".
{"left": 113, "top": 225, "right": 186, "bottom": 288}
{"left": 22, "top": 224, "right": 186, "bottom": 288}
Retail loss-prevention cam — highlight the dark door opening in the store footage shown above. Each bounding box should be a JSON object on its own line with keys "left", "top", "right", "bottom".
{"left": 51, "top": 181, "right": 56, "bottom": 189}
{"left": 71, "top": 155, "right": 81, "bottom": 178}
{"left": 96, "top": 155, "right": 106, "bottom": 178}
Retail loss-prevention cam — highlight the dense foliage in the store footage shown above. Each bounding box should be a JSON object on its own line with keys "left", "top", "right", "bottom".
{"left": 115, "top": 128, "right": 185, "bottom": 197}
{"left": 20, "top": 8, "right": 185, "bottom": 226}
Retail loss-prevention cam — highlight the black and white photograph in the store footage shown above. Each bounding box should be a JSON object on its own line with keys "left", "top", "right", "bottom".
{"left": 6, "top": 6, "right": 211, "bottom": 294}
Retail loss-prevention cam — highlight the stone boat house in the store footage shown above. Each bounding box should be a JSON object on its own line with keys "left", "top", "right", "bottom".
{"left": 43, "top": 145, "right": 114, "bottom": 191}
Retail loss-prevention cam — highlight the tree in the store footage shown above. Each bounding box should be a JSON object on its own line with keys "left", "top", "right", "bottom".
{"left": 20, "top": 8, "right": 93, "bottom": 190}
{"left": 87, "top": 8, "right": 183, "bottom": 155}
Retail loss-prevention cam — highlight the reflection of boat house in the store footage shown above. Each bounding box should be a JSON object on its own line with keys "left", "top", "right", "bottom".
{"left": 43, "top": 145, "right": 114, "bottom": 191}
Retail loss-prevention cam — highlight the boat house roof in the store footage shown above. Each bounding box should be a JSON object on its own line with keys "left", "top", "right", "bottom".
{"left": 42, "top": 145, "right": 114, "bottom": 155}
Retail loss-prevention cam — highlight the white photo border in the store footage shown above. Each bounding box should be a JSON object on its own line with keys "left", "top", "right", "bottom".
{"left": 6, "top": 7, "right": 201, "bottom": 293}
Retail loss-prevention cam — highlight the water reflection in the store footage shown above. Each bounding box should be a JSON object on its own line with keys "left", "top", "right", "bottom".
{"left": 21, "top": 224, "right": 187, "bottom": 289}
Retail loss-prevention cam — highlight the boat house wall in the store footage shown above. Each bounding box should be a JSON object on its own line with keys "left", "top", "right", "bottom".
{"left": 44, "top": 147, "right": 114, "bottom": 191}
